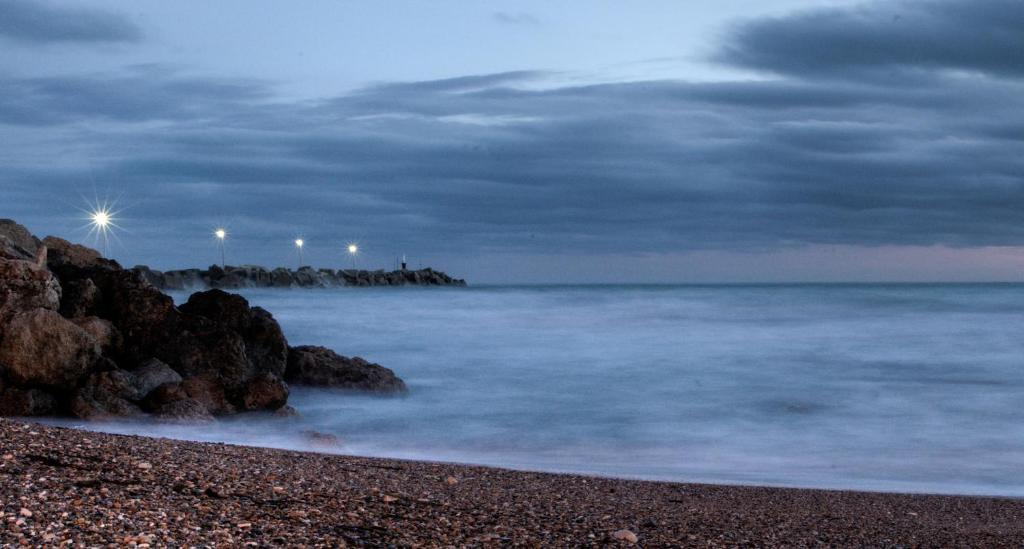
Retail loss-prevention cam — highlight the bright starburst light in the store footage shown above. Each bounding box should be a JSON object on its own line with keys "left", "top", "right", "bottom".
{"left": 77, "top": 196, "right": 124, "bottom": 257}
{"left": 347, "top": 243, "right": 358, "bottom": 254}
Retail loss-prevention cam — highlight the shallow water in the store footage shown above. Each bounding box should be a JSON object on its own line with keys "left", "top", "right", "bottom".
{"left": 50, "top": 284, "right": 1024, "bottom": 496}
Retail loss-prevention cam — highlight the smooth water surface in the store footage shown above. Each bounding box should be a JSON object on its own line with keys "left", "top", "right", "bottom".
{"left": 54, "top": 284, "right": 1024, "bottom": 496}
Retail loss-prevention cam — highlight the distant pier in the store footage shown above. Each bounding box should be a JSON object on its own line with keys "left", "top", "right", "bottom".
{"left": 133, "top": 264, "right": 467, "bottom": 290}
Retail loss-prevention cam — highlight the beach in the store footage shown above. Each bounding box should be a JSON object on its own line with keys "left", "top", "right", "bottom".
{"left": 2, "top": 419, "right": 1022, "bottom": 547}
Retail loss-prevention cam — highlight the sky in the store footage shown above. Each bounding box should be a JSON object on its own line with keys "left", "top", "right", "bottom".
{"left": 1, "top": 0, "right": 1023, "bottom": 283}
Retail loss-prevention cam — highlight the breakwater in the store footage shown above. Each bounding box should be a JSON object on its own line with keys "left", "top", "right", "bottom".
{"left": 132, "top": 264, "right": 467, "bottom": 290}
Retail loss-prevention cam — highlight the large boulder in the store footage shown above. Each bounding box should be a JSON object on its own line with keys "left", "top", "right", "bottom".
{"left": 179, "top": 289, "right": 288, "bottom": 379}
{"left": 41, "top": 236, "right": 109, "bottom": 271}
{"left": 131, "top": 358, "right": 182, "bottom": 396}
{"left": 70, "top": 369, "right": 144, "bottom": 420}
{"left": 0, "top": 385, "right": 59, "bottom": 416}
{"left": 72, "top": 316, "right": 121, "bottom": 355}
{"left": 0, "top": 220, "right": 40, "bottom": 261}
{"left": 0, "top": 308, "right": 100, "bottom": 390}
{"left": 0, "top": 258, "right": 61, "bottom": 317}
{"left": 241, "top": 372, "right": 289, "bottom": 410}
{"left": 285, "top": 345, "right": 407, "bottom": 393}
{"left": 59, "top": 277, "right": 100, "bottom": 318}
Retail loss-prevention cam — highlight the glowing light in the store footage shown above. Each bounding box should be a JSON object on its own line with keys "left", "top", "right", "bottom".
{"left": 214, "top": 228, "right": 227, "bottom": 240}
{"left": 78, "top": 195, "right": 124, "bottom": 257}
{"left": 347, "top": 244, "right": 358, "bottom": 254}
{"left": 295, "top": 239, "right": 304, "bottom": 248}
{"left": 91, "top": 210, "right": 111, "bottom": 229}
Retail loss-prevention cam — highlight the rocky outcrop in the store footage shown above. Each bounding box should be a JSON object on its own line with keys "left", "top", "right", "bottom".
{"left": 133, "top": 264, "right": 467, "bottom": 290}
{"left": 286, "top": 346, "right": 407, "bottom": 394}
{"left": 0, "top": 219, "right": 407, "bottom": 422}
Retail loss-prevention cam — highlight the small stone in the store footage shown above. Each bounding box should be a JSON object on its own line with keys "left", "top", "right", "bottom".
{"left": 237, "top": 522, "right": 251, "bottom": 528}
{"left": 18, "top": 508, "right": 31, "bottom": 518}
{"left": 137, "top": 462, "right": 153, "bottom": 470}
{"left": 382, "top": 495, "right": 398, "bottom": 503}
{"left": 612, "top": 529, "right": 638, "bottom": 544}
{"left": 445, "top": 476, "right": 459, "bottom": 486}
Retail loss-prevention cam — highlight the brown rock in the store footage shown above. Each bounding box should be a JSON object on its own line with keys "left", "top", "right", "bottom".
{"left": 0, "top": 219, "right": 40, "bottom": 261}
{"left": 286, "top": 345, "right": 407, "bottom": 393}
{"left": 0, "top": 386, "right": 59, "bottom": 416}
{"left": 131, "top": 358, "right": 182, "bottom": 397}
{"left": 72, "top": 316, "right": 121, "bottom": 355}
{"left": 41, "top": 236, "right": 106, "bottom": 270}
{"left": 0, "top": 308, "right": 99, "bottom": 390}
{"left": 181, "top": 376, "right": 236, "bottom": 415}
{"left": 141, "top": 382, "right": 188, "bottom": 411}
{"left": 154, "top": 398, "right": 215, "bottom": 423}
{"left": 70, "top": 369, "right": 144, "bottom": 420}
{"left": 0, "top": 258, "right": 61, "bottom": 317}
{"left": 611, "top": 530, "right": 638, "bottom": 544}
{"left": 59, "top": 278, "right": 99, "bottom": 318}
{"left": 241, "top": 372, "right": 289, "bottom": 411}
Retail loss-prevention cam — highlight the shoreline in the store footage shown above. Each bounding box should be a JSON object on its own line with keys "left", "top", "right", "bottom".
{"left": 3, "top": 419, "right": 1023, "bottom": 546}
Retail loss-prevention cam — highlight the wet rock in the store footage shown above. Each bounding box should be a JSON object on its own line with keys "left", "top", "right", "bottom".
{"left": 181, "top": 376, "right": 236, "bottom": 415}
{"left": 0, "top": 386, "right": 59, "bottom": 416}
{"left": 140, "top": 382, "right": 187, "bottom": 411}
{"left": 0, "top": 258, "right": 61, "bottom": 316}
{"left": 70, "top": 369, "right": 144, "bottom": 420}
{"left": 241, "top": 372, "right": 289, "bottom": 411}
{"left": 179, "top": 289, "right": 288, "bottom": 378}
{"left": 154, "top": 398, "right": 214, "bottom": 423}
{"left": 132, "top": 358, "right": 183, "bottom": 397}
{"left": 0, "top": 308, "right": 99, "bottom": 390}
{"left": 0, "top": 219, "right": 40, "bottom": 261}
{"left": 273, "top": 404, "right": 299, "bottom": 417}
{"left": 285, "top": 345, "right": 407, "bottom": 393}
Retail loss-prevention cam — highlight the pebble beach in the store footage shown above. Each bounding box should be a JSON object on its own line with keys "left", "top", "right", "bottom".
{"left": 2, "top": 419, "right": 1023, "bottom": 547}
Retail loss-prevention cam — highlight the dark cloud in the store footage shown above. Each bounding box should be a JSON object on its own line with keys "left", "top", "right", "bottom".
{"left": 718, "top": 0, "right": 1024, "bottom": 78}
{"left": 1, "top": 0, "right": 1022, "bottom": 276}
{"left": 0, "top": 0, "right": 141, "bottom": 44}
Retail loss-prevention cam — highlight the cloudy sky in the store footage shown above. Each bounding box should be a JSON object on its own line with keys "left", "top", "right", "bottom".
{"left": 2, "top": 0, "right": 1023, "bottom": 282}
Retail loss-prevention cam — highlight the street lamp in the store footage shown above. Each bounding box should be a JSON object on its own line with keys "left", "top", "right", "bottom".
{"left": 347, "top": 243, "right": 358, "bottom": 269}
{"left": 214, "top": 228, "right": 227, "bottom": 268}
{"left": 295, "top": 238, "right": 304, "bottom": 267}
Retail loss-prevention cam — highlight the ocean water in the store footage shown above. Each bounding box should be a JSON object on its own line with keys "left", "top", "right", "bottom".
{"left": 55, "top": 284, "right": 1024, "bottom": 496}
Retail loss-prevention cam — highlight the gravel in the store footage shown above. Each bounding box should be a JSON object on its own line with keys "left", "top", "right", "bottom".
{"left": 1, "top": 418, "right": 1022, "bottom": 546}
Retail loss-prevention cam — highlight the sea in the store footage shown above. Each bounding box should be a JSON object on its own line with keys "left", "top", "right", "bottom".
{"left": 51, "top": 284, "right": 1024, "bottom": 496}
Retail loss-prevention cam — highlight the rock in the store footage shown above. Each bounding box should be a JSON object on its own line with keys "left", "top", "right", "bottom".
{"left": 179, "top": 288, "right": 288, "bottom": 379}
{"left": 41, "top": 236, "right": 108, "bottom": 271}
{"left": 154, "top": 398, "right": 214, "bottom": 423}
{"left": 0, "top": 308, "right": 99, "bottom": 390}
{"left": 285, "top": 345, "right": 407, "bottom": 393}
{"left": 141, "top": 381, "right": 189, "bottom": 411}
{"left": 59, "top": 278, "right": 99, "bottom": 318}
{"left": 0, "top": 386, "right": 59, "bottom": 416}
{"left": 181, "top": 376, "right": 235, "bottom": 415}
{"left": 131, "top": 358, "right": 182, "bottom": 397}
{"left": 0, "top": 258, "right": 61, "bottom": 316}
{"left": 301, "top": 429, "right": 341, "bottom": 448}
{"left": 0, "top": 219, "right": 40, "bottom": 261}
{"left": 241, "top": 372, "right": 289, "bottom": 411}
{"left": 70, "top": 369, "right": 144, "bottom": 420}
{"left": 273, "top": 404, "right": 299, "bottom": 417}
{"left": 71, "top": 316, "right": 121, "bottom": 355}
{"left": 611, "top": 530, "right": 639, "bottom": 544}
{"left": 445, "top": 476, "right": 459, "bottom": 486}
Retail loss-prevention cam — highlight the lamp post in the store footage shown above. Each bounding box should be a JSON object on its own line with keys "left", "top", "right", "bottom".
{"left": 347, "top": 243, "right": 358, "bottom": 270}
{"left": 214, "top": 228, "right": 227, "bottom": 268}
{"left": 295, "top": 238, "right": 304, "bottom": 268}
{"left": 89, "top": 209, "right": 112, "bottom": 257}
